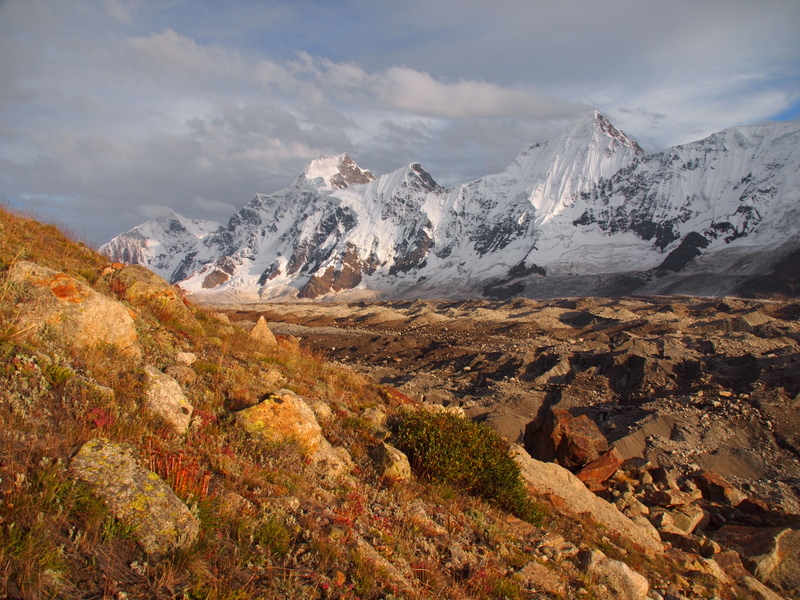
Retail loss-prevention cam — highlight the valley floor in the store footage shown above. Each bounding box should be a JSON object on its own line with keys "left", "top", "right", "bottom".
{"left": 214, "top": 295, "right": 800, "bottom": 515}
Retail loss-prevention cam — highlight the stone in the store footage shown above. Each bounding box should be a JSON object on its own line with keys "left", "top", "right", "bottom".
{"left": 313, "top": 439, "right": 354, "bottom": 479}
{"left": 250, "top": 315, "right": 278, "bottom": 348}
{"left": 693, "top": 470, "right": 747, "bottom": 506}
{"left": 713, "top": 549, "right": 750, "bottom": 580}
{"left": 8, "top": 261, "right": 141, "bottom": 358}
{"left": 235, "top": 389, "right": 323, "bottom": 455}
{"left": 515, "top": 561, "right": 566, "bottom": 597}
{"left": 70, "top": 438, "right": 199, "bottom": 556}
{"left": 576, "top": 447, "right": 624, "bottom": 489}
{"left": 143, "top": 366, "right": 193, "bottom": 434}
{"left": 670, "top": 504, "right": 710, "bottom": 534}
{"left": 710, "top": 525, "right": 800, "bottom": 593}
{"left": 371, "top": 442, "right": 412, "bottom": 481}
{"left": 175, "top": 352, "right": 197, "bottom": 366}
{"left": 512, "top": 444, "right": 662, "bottom": 553}
{"left": 164, "top": 364, "right": 197, "bottom": 387}
{"left": 524, "top": 408, "right": 609, "bottom": 469}
{"left": 658, "top": 527, "right": 716, "bottom": 556}
{"left": 620, "top": 456, "right": 653, "bottom": 476}
{"left": 647, "top": 489, "right": 694, "bottom": 508}
{"left": 578, "top": 549, "right": 650, "bottom": 600}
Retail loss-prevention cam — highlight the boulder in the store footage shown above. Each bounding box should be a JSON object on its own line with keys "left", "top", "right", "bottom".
{"left": 236, "top": 389, "right": 323, "bottom": 455}
{"left": 693, "top": 470, "right": 747, "bottom": 506}
{"left": 524, "top": 408, "right": 609, "bottom": 469}
{"left": 143, "top": 366, "right": 193, "bottom": 434}
{"left": 250, "top": 316, "right": 278, "bottom": 348}
{"left": 670, "top": 503, "right": 710, "bottom": 534}
{"left": 313, "top": 439, "right": 354, "bottom": 479}
{"left": 175, "top": 352, "right": 197, "bottom": 366}
{"left": 576, "top": 447, "right": 623, "bottom": 490}
{"left": 70, "top": 438, "right": 199, "bottom": 556}
{"left": 8, "top": 261, "right": 140, "bottom": 358}
{"left": 511, "top": 444, "right": 662, "bottom": 553}
{"left": 711, "top": 525, "right": 800, "bottom": 593}
{"left": 578, "top": 549, "right": 650, "bottom": 600}
{"left": 371, "top": 442, "right": 412, "bottom": 481}
{"left": 515, "top": 561, "right": 566, "bottom": 597}
{"left": 164, "top": 364, "right": 197, "bottom": 387}
{"left": 738, "top": 576, "right": 791, "bottom": 600}
{"left": 99, "top": 264, "right": 196, "bottom": 328}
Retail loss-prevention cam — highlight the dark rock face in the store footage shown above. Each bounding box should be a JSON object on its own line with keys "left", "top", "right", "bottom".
{"left": 656, "top": 232, "right": 710, "bottom": 274}
{"left": 300, "top": 244, "right": 366, "bottom": 299}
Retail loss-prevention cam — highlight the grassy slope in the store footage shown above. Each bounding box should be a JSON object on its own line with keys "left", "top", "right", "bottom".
{"left": 0, "top": 207, "right": 689, "bottom": 600}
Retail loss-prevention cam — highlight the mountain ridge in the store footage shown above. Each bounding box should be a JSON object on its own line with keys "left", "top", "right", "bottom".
{"left": 100, "top": 111, "right": 800, "bottom": 301}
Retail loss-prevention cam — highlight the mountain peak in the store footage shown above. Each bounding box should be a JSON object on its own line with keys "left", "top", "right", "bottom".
{"left": 590, "top": 110, "right": 643, "bottom": 151}
{"left": 303, "top": 153, "right": 376, "bottom": 190}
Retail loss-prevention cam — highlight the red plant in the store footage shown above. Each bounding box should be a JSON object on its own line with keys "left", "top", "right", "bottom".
{"left": 145, "top": 441, "right": 212, "bottom": 500}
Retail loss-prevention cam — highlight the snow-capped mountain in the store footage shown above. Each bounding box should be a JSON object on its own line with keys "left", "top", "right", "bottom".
{"left": 100, "top": 211, "right": 221, "bottom": 283}
{"left": 101, "top": 112, "right": 800, "bottom": 301}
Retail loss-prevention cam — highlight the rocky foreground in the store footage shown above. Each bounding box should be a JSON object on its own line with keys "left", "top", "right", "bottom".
{"left": 220, "top": 295, "right": 800, "bottom": 599}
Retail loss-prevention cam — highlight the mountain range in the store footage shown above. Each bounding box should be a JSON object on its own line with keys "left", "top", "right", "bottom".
{"left": 101, "top": 111, "right": 800, "bottom": 301}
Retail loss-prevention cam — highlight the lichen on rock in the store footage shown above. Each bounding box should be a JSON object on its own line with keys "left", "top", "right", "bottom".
{"left": 8, "top": 261, "right": 141, "bottom": 358}
{"left": 70, "top": 438, "right": 199, "bottom": 556}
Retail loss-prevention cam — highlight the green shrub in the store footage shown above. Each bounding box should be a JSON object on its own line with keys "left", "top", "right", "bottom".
{"left": 388, "top": 409, "right": 545, "bottom": 524}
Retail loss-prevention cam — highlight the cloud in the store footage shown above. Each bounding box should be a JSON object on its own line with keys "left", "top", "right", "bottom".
{"left": 0, "top": 0, "right": 798, "bottom": 246}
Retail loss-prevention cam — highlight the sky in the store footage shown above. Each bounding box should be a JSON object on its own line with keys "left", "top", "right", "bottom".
{"left": 1, "top": 0, "right": 799, "bottom": 246}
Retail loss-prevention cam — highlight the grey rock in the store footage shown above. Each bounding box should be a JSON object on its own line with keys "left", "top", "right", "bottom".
{"left": 144, "top": 366, "right": 193, "bottom": 434}
{"left": 70, "top": 438, "right": 198, "bottom": 556}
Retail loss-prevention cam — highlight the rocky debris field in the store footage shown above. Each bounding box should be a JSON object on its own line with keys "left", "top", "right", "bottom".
{"left": 219, "top": 295, "right": 800, "bottom": 599}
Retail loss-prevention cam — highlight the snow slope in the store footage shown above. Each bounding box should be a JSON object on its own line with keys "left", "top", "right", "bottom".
{"left": 102, "top": 113, "right": 800, "bottom": 301}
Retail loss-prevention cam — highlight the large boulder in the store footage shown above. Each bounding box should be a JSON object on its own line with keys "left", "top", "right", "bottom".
{"left": 711, "top": 525, "right": 800, "bottom": 594}
{"left": 693, "top": 470, "right": 747, "bottom": 506}
{"left": 511, "top": 444, "right": 662, "bottom": 554}
{"left": 524, "top": 408, "right": 609, "bottom": 469}
{"left": 576, "top": 447, "right": 624, "bottom": 491}
{"left": 143, "top": 366, "right": 193, "bottom": 434}
{"left": 236, "top": 389, "right": 323, "bottom": 455}
{"left": 70, "top": 438, "right": 198, "bottom": 556}
{"left": 8, "top": 261, "right": 140, "bottom": 358}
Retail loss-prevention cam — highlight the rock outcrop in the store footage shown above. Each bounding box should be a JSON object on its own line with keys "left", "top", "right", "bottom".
{"left": 511, "top": 444, "right": 662, "bottom": 553}
{"left": 250, "top": 315, "right": 278, "bottom": 348}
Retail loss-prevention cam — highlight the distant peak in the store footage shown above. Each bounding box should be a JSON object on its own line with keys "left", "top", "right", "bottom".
{"left": 303, "top": 153, "right": 376, "bottom": 190}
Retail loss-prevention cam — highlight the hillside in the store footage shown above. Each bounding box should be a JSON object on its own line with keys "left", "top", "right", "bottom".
{"left": 1, "top": 207, "right": 798, "bottom": 600}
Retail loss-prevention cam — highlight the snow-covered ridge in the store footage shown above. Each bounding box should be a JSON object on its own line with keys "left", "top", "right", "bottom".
{"left": 103, "top": 111, "right": 800, "bottom": 301}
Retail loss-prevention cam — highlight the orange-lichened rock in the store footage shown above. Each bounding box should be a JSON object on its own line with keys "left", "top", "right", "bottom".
{"left": 9, "top": 261, "right": 141, "bottom": 358}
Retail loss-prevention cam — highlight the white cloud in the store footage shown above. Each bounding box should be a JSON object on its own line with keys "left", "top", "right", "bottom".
{"left": 0, "top": 0, "right": 798, "bottom": 245}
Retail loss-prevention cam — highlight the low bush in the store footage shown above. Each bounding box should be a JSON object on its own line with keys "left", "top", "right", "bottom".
{"left": 388, "top": 408, "right": 545, "bottom": 524}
